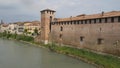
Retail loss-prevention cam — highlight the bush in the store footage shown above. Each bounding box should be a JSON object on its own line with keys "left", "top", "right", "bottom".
{"left": 0, "top": 32, "right": 34, "bottom": 42}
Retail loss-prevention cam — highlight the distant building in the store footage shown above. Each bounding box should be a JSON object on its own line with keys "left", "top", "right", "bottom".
{"left": 24, "top": 21, "right": 41, "bottom": 36}
{"left": 8, "top": 23, "right": 18, "bottom": 34}
{"left": 0, "top": 24, "right": 9, "bottom": 33}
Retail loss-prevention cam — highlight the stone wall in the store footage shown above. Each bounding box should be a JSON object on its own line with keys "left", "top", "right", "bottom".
{"left": 50, "top": 22, "right": 120, "bottom": 56}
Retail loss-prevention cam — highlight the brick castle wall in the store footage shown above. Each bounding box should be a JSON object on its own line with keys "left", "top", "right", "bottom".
{"left": 50, "top": 22, "right": 120, "bottom": 56}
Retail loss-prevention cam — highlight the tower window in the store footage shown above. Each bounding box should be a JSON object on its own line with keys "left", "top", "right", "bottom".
{"left": 97, "top": 38, "right": 104, "bottom": 45}
{"left": 60, "top": 34, "right": 62, "bottom": 38}
{"left": 60, "top": 26, "right": 63, "bottom": 31}
{"left": 80, "top": 36, "right": 84, "bottom": 42}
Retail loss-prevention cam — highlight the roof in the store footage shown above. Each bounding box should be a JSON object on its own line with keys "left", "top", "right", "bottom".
{"left": 41, "top": 9, "right": 56, "bottom": 12}
{"left": 55, "top": 11, "right": 120, "bottom": 22}
{"left": 24, "top": 21, "right": 40, "bottom": 26}
{"left": 2, "top": 24, "right": 9, "bottom": 27}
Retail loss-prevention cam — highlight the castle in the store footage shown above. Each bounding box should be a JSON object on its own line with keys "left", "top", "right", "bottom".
{"left": 40, "top": 9, "right": 120, "bottom": 56}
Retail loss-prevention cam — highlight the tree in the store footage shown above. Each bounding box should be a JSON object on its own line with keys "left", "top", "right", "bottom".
{"left": 24, "top": 29, "right": 28, "bottom": 35}
{"left": 34, "top": 28, "right": 38, "bottom": 36}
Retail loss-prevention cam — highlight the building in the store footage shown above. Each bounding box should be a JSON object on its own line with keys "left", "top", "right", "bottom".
{"left": 39, "top": 9, "right": 120, "bottom": 56}
{"left": 24, "top": 21, "right": 41, "bottom": 36}
{"left": 0, "top": 24, "right": 9, "bottom": 33}
{"left": 15, "top": 22, "right": 24, "bottom": 34}
{"left": 8, "top": 23, "right": 18, "bottom": 34}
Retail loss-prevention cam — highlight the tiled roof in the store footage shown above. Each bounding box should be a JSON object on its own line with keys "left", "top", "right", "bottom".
{"left": 56, "top": 11, "right": 120, "bottom": 22}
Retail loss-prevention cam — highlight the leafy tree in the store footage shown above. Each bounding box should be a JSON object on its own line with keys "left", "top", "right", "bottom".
{"left": 24, "top": 29, "right": 28, "bottom": 35}
{"left": 34, "top": 28, "right": 38, "bottom": 35}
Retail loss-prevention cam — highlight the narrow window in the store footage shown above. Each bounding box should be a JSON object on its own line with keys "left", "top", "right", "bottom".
{"left": 60, "top": 26, "right": 63, "bottom": 31}
{"left": 94, "top": 19, "right": 96, "bottom": 24}
{"left": 81, "top": 20, "right": 83, "bottom": 24}
{"left": 105, "top": 18, "right": 107, "bottom": 23}
{"left": 97, "top": 38, "right": 104, "bottom": 45}
{"left": 99, "top": 18, "right": 102, "bottom": 23}
{"left": 77, "top": 21, "right": 79, "bottom": 24}
{"left": 70, "top": 21, "right": 72, "bottom": 25}
{"left": 60, "top": 34, "right": 62, "bottom": 38}
{"left": 64, "top": 22, "right": 67, "bottom": 25}
{"left": 67, "top": 22, "right": 69, "bottom": 25}
{"left": 47, "top": 10, "right": 48, "bottom": 13}
{"left": 80, "top": 36, "right": 84, "bottom": 42}
{"left": 111, "top": 17, "right": 114, "bottom": 22}
{"left": 118, "top": 16, "right": 120, "bottom": 22}
{"left": 50, "top": 16, "right": 52, "bottom": 32}
{"left": 89, "top": 20, "right": 91, "bottom": 24}
{"left": 85, "top": 20, "right": 87, "bottom": 24}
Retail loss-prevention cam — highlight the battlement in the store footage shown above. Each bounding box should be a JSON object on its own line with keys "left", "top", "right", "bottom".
{"left": 51, "top": 11, "right": 120, "bottom": 25}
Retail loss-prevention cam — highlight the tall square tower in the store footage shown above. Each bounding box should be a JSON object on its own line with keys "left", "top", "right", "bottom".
{"left": 40, "top": 9, "right": 56, "bottom": 44}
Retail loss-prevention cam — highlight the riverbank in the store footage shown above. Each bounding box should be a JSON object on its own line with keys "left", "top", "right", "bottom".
{"left": 0, "top": 32, "right": 120, "bottom": 68}
{"left": 34, "top": 43, "right": 120, "bottom": 68}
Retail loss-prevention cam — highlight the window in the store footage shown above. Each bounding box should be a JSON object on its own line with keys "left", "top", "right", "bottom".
{"left": 89, "top": 20, "right": 91, "bottom": 24}
{"left": 60, "top": 26, "right": 63, "bottom": 31}
{"left": 105, "top": 18, "right": 107, "bottom": 23}
{"left": 70, "top": 21, "right": 72, "bottom": 25}
{"left": 81, "top": 20, "right": 83, "bottom": 24}
{"left": 85, "top": 20, "right": 87, "bottom": 24}
{"left": 97, "top": 38, "right": 104, "bottom": 45}
{"left": 77, "top": 21, "right": 79, "bottom": 24}
{"left": 99, "top": 18, "right": 102, "bottom": 23}
{"left": 94, "top": 19, "right": 96, "bottom": 24}
{"left": 60, "top": 34, "right": 62, "bottom": 38}
{"left": 111, "top": 17, "right": 114, "bottom": 22}
{"left": 74, "top": 21, "right": 76, "bottom": 24}
{"left": 61, "top": 22, "right": 63, "bottom": 25}
{"left": 118, "top": 16, "right": 120, "bottom": 22}
{"left": 80, "top": 36, "right": 84, "bottom": 42}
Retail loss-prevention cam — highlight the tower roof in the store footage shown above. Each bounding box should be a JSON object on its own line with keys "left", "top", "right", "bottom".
{"left": 41, "top": 9, "right": 56, "bottom": 12}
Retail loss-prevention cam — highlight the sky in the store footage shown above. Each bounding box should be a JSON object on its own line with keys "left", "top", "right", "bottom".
{"left": 0, "top": 0, "right": 120, "bottom": 23}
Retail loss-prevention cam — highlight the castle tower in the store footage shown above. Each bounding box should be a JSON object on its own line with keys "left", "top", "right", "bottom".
{"left": 40, "top": 9, "right": 56, "bottom": 44}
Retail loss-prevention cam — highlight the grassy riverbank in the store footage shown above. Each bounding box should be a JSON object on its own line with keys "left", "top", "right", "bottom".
{"left": 0, "top": 32, "right": 120, "bottom": 68}
{"left": 36, "top": 43, "right": 120, "bottom": 68}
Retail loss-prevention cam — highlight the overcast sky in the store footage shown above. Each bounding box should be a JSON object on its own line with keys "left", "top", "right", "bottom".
{"left": 0, "top": 0, "right": 120, "bottom": 23}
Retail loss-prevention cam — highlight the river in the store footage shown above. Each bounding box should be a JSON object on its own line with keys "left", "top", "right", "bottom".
{"left": 0, "top": 38, "right": 96, "bottom": 68}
